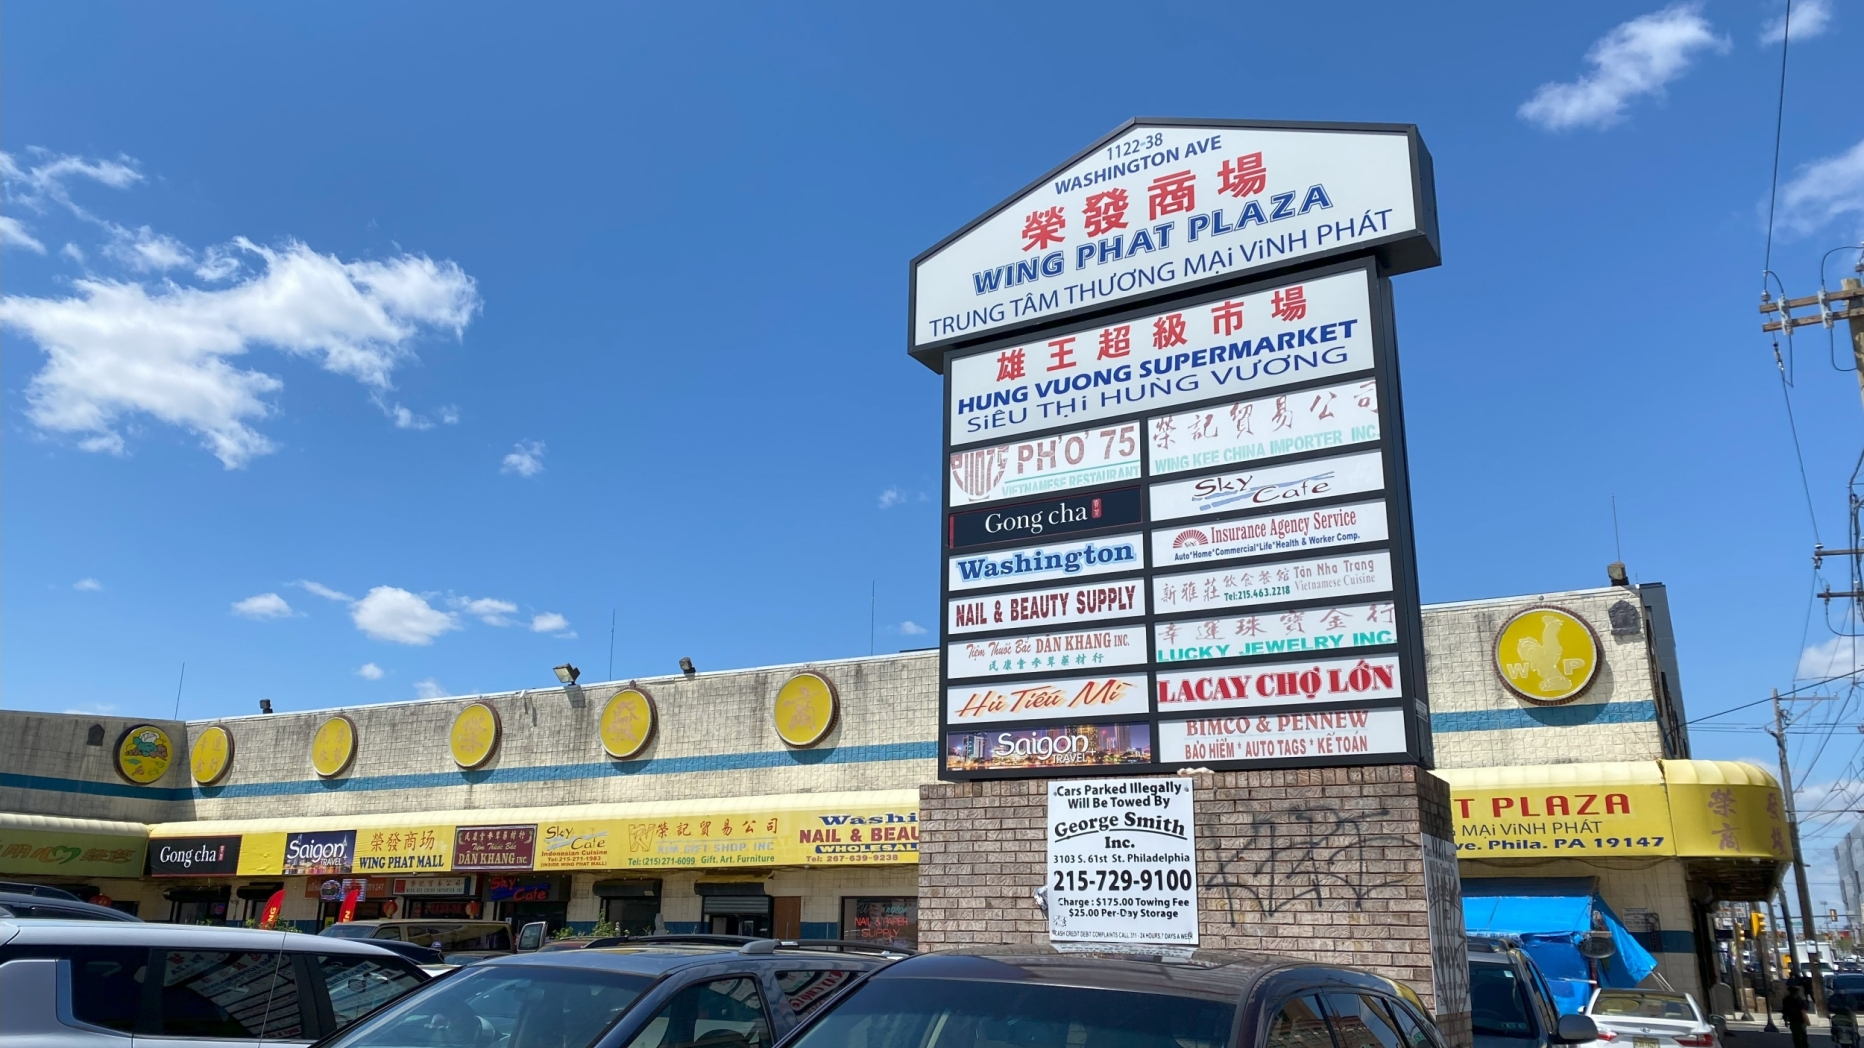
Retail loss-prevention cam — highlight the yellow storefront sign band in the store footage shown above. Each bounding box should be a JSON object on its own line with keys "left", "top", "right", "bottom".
{"left": 354, "top": 825, "right": 456, "bottom": 873}
{"left": 0, "top": 828, "right": 148, "bottom": 878}
{"left": 1444, "top": 760, "right": 1792, "bottom": 861}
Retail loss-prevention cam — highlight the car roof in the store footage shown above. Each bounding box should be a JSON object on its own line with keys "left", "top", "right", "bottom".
{"left": 0, "top": 919, "right": 410, "bottom": 957}
{"left": 332, "top": 919, "right": 505, "bottom": 928}
{"left": 467, "top": 942, "right": 897, "bottom": 977}
{"left": 864, "top": 946, "right": 1333, "bottom": 1003}
{"left": 0, "top": 892, "right": 141, "bottom": 921}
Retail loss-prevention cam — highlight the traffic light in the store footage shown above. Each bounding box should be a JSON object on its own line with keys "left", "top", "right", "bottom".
{"left": 1752, "top": 911, "right": 1766, "bottom": 937}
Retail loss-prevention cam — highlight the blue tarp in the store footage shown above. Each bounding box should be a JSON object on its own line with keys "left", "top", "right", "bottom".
{"left": 1463, "top": 890, "right": 1660, "bottom": 1015}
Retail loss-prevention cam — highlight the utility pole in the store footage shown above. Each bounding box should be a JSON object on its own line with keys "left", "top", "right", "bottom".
{"left": 1762, "top": 275, "right": 1864, "bottom": 412}
{"left": 1732, "top": 904, "right": 1753, "bottom": 1020}
{"left": 1772, "top": 687, "right": 1832, "bottom": 1016}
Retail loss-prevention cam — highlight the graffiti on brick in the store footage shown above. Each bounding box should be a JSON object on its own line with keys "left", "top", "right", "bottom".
{"left": 1208, "top": 808, "right": 1412, "bottom": 914}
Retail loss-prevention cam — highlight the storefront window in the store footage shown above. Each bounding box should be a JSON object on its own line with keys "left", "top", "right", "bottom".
{"left": 840, "top": 897, "right": 917, "bottom": 946}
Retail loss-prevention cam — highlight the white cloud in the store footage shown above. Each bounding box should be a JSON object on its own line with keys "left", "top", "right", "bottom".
{"left": 1518, "top": 5, "right": 1728, "bottom": 131}
{"left": 1778, "top": 138, "right": 1864, "bottom": 237}
{"left": 103, "top": 224, "right": 191, "bottom": 272}
{"left": 413, "top": 678, "right": 448, "bottom": 699}
{"left": 351, "top": 586, "right": 459, "bottom": 645}
{"left": 63, "top": 702, "right": 121, "bottom": 715}
{"left": 2, "top": 149, "right": 141, "bottom": 213}
{"left": 1760, "top": 0, "right": 1832, "bottom": 43}
{"left": 501, "top": 440, "right": 545, "bottom": 477}
{"left": 231, "top": 592, "right": 293, "bottom": 620}
{"left": 899, "top": 620, "right": 927, "bottom": 636}
{"left": 530, "top": 612, "right": 573, "bottom": 636}
{"left": 295, "top": 579, "right": 354, "bottom": 602}
{"left": 457, "top": 596, "right": 519, "bottom": 627}
{"left": 1800, "top": 635, "right": 1864, "bottom": 682}
{"left": 357, "top": 662, "right": 385, "bottom": 680}
{"left": 60, "top": 243, "right": 84, "bottom": 264}
{"left": 73, "top": 578, "right": 102, "bottom": 592}
{"left": 878, "top": 487, "right": 906, "bottom": 509}
{"left": 383, "top": 399, "right": 458, "bottom": 431}
{"left": 0, "top": 215, "right": 45, "bottom": 253}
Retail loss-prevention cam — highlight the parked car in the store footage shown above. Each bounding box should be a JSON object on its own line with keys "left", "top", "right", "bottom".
{"left": 0, "top": 882, "right": 80, "bottom": 900}
{"left": 782, "top": 946, "right": 1459, "bottom": 1048}
{"left": 1468, "top": 937, "right": 1598, "bottom": 1048}
{"left": 317, "top": 917, "right": 542, "bottom": 965}
{"left": 0, "top": 891, "right": 141, "bottom": 922}
{"left": 1582, "top": 989, "right": 1718, "bottom": 1048}
{"left": 0, "top": 918, "right": 429, "bottom": 1046}
{"left": 316, "top": 938, "right": 900, "bottom": 1048}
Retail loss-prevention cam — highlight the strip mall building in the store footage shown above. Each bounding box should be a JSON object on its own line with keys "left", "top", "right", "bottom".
{"left": 2, "top": 575, "right": 1787, "bottom": 1001}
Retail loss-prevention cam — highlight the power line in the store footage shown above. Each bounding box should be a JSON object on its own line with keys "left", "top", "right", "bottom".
{"left": 1761, "top": 0, "right": 1792, "bottom": 281}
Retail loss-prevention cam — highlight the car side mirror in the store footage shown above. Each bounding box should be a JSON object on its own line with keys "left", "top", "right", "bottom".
{"left": 1709, "top": 1016, "right": 1728, "bottom": 1035}
{"left": 1556, "top": 1014, "right": 1599, "bottom": 1043}
{"left": 516, "top": 921, "right": 548, "bottom": 952}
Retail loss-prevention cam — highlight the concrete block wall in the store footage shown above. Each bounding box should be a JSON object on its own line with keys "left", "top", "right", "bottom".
{"left": 0, "top": 712, "right": 194, "bottom": 822}
{"left": 1424, "top": 588, "right": 1673, "bottom": 769}
{"left": 918, "top": 767, "right": 1472, "bottom": 1047}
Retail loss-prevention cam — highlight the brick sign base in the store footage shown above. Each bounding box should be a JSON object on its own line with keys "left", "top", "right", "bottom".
{"left": 918, "top": 766, "right": 1472, "bottom": 1048}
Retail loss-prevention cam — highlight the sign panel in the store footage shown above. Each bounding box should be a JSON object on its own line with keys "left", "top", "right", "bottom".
{"left": 946, "top": 672, "right": 1150, "bottom": 725}
{"left": 1156, "top": 708, "right": 1408, "bottom": 765}
{"left": 0, "top": 828, "right": 147, "bottom": 879}
{"left": 149, "top": 836, "right": 242, "bottom": 876}
{"left": 1046, "top": 777, "right": 1197, "bottom": 946}
{"left": 537, "top": 822, "right": 612, "bottom": 869}
{"left": 617, "top": 805, "right": 920, "bottom": 869}
{"left": 1154, "top": 602, "right": 1396, "bottom": 663}
{"left": 1152, "top": 501, "right": 1388, "bottom": 569}
{"left": 948, "top": 533, "right": 1143, "bottom": 592}
{"left": 393, "top": 876, "right": 474, "bottom": 896}
{"left": 946, "top": 722, "right": 1153, "bottom": 773}
{"left": 913, "top": 121, "right": 1432, "bottom": 353}
{"left": 1150, "top": 378, "right": 1380, "bottom": 477}
{"left": 1494, "top": 607, "right": 1602, "bottom": 706}
{"left": 948, "top": 626, "right": 1149, "bottom": 681}
{"left": 452, "top": 825, "right": 537, "bottom": 871}
{"left": 1449, "top": 782, "right": 1673, "bottom": 857}
{"left": 1148, "top": 450, "right": 1383, "bottom": 522}
{"left": 354, "top": 825, "right": 454, "bottom": 873}
{"left": 948, "top": 272, "right": 1376, "bottom": 445}
{"left": 949, "top": 423, "right": 1140, "bottom": 505}
{"left": 1153, "top": 551, "right": 1393, "bottom": 615}
{"left": 1156, "top": 654, "right": 1403, "bottom": 712}
{"left": 948, "top": 580, "right": 1145, "bottom": 635}
{"left": 282, "top": 830, "right": 357, "bottom": 876}
{"left": 949, "top": 487, "right": 1142, "bottom": 550}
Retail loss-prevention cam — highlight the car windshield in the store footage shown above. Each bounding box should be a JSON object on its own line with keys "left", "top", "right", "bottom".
{"left": 1469, "top": 963, "right": 1535, "bottom": 1038}
{"left": 786, "top": 977, "right": 1235, "bottom": 1048}
{"left": 321, "top": 925, "right": 378, "bottom": 939}
{"left": 323, "top": 964, "right": 652, "bottom": 1048}
{"left": 1833, "top": 976, "right": 1864, "bottom": 992}
{"left": 1590, "top": 993, "right": 1698, "bottom": 1022}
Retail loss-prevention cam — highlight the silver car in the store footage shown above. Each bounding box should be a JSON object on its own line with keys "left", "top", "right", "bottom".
{"left": 0, "top": 918, "right": 428, "bottom": 1047}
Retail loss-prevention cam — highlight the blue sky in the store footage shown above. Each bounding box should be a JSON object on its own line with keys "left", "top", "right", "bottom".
{"left": 4, "top": 0, "right": 1863, "bottom": 896}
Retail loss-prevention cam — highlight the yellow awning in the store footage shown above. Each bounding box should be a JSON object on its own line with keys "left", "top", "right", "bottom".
{"left": 147, "top": 789, "right": 921, "bottom": 875}
{"left": 1437, "top": 760, "right": 1789, "bottom": 861}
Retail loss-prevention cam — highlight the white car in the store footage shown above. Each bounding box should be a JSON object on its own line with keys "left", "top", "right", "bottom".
{"left": 1582, "top": 989, "right": 1719, "bottom": 1048}
{"left": 0, "top": 918, "right": 429, "bottom": 1047}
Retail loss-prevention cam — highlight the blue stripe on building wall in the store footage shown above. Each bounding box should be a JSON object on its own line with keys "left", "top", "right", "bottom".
{"left": 1431, "top": 701, "right": 1657, "bottom": 734}
{"left": 0, "top": 741, "right": 940, "bottom": 803}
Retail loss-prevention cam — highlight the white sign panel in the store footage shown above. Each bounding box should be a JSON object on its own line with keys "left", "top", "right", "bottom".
{"left": 948, "top": 673, "right": 1150, "bottom": 725}
{"left": 1046, "top": 777, "right": 1197, "bottom": 946}
{"left": 948, "top": 271, "right": 1374, "bottom": 445}
{"left": 948, "top": 533, "right": 1142, "bottom": 591}
{"left": 1154, "top": 601, "right": 1396, "bottom": 663}
{"left": 948, "top": 580, "right": 1146, "bottom": 635}
{"left": 949, "top": 625, "right": 1149, "bottom": 680}
{"left": 915, "top": 123, "right": 1424, "bottom": 348}
{"left": 1156, "top": 654, "right": 1403, "bottom": 712}
{"left": 1150, "top": 378, "right": 1380, "bottom": 477}
{"left": 1154, "top": 551, "right": 1393, "bottom": 614}
{"left": 1152, "top": 501, "right": 1388, "bottom": 568}
{"left": 1157, "top": 708, "right": 1408, "bottom": 765}
{"left": 950, "top": 422, "right": 1141, "bottom": 505}
{"left": 1149, "top": 450, "right": 1383, "bottom": 522}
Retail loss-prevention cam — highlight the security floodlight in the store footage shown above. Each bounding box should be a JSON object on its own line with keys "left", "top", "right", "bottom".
{"left": 679, "top": 657, "right": 696, "bottom": 676}
{"left": 258, "top": 699, "right": 273, "bottom": 714}
{"left": 553, "top": 664, "right": 581, "bottom": 685}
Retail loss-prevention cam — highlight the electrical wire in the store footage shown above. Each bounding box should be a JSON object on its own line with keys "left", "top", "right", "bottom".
{"left": 1761, "top": 0, "right": 1792, "bottom": 283}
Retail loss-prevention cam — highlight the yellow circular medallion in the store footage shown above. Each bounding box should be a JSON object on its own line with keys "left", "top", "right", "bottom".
{"left": 190, "top": 725, "right": 234, "bottom": 785}
{"left": 599, "top": 688, "right": 657, "bottom": 759}
{"left": 773, "top": 671, "right": 838, "bottom": 748}
{"left": 450, "top": 702, "right": 501, "bottom": 769}
{"left": 115, "top": 724, "right": 174, "bottom": 785}
{"left": 311, "top": 715, "right": 358, "bottom": 777}
{"left": 1494, "top": 606, "right": 1601, "bottom": 705}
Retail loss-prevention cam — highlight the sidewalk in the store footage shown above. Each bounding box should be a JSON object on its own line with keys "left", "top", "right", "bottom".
{"left": 1725, "top": 1017, "right": 1833, "bottom": 1047}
